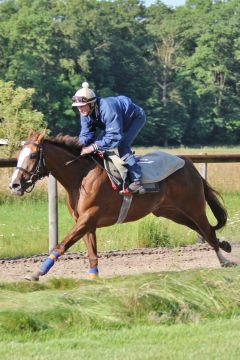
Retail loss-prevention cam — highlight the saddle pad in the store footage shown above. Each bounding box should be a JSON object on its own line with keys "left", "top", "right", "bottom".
{"left": 137, "top": 150, "right": 185, "bottom": 184}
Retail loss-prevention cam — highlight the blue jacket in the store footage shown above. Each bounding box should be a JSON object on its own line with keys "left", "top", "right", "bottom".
{"left": 79, "top": 96, "right": 143, "bottom": 151}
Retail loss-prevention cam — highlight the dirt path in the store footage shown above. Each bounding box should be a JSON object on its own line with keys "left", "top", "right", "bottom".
{"left": 0, "top": 243, "right": 239, "bottom": 282}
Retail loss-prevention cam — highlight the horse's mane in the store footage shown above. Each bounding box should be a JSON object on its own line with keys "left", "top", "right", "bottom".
{"left": 46, "top": 134, "right": 83, "bottom": 155}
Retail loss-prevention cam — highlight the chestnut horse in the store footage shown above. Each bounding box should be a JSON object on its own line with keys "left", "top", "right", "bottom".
{"left": 9, "top": 130, "right": 234, "bottom": 281}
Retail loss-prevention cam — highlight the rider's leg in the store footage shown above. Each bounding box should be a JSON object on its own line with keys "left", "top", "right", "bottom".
{"left": 118, "top": 108, "right": 146, "bottom": 193}
{"left": 120, "top": 153, "right": 145, "bottom": 193}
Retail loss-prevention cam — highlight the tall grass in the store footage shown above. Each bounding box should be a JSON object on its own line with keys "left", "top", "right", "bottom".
{"left": 1, "top": 268, "right": 240, "bottom": 333}
{"left": 1, "top": 269, "right": 240, "bottom": 360}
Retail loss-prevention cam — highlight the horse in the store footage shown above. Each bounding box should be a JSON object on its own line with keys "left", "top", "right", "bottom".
{"left": 9, "top": 130, "right": 235, "bottom": 281}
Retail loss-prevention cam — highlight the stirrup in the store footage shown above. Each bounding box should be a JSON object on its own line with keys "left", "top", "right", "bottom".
{"left": 131, "top": 185, "right": 146, "bottom": 194}
{"left": 120, "top": 181, "right": 146, "bottom": 195}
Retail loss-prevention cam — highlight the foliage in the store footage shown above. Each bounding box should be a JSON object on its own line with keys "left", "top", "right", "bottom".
{"left": 0, "top": 80, "right": 46, "bottom": 156}
{"left": 0, "top": 0, "right": 240, "bottom": 145}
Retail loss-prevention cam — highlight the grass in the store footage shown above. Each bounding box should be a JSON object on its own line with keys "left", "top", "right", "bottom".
{"left": 1, "top": 269, "right": 240, "bottom": 331}
{"left": 0, "top": 320, "right": 240, "bottom": 359}
{"left": 1, "top": 147, "right": 239, "bottom": 359}
{"left": 0, "top": 191, "right": 239, "bottom": 257}
{"left": 0, "top": 189, "right": 239, "bottom": 257}
{"left": 1, "top": 268, "right": 240, "bottom": 359}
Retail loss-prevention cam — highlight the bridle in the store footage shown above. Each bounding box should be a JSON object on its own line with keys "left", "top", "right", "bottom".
{"left": 17, "top": 141, "right": 49, "bottom": 192}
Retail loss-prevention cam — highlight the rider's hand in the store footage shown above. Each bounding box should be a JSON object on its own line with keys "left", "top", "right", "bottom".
{"left": 80, "top": 145, "right": 95, "bottom": 156}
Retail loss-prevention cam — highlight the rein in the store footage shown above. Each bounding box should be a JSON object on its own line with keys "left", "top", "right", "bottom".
{"left": 64, "top": 153, "right": 121, "bottom": 187}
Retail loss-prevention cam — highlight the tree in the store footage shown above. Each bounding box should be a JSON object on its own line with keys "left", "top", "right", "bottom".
{"left": 0, "top": 0, "right": 239, "bottom": 146}
{"left": 0, "top": 80, "right": 45, "bottom": 156}
{"left": 145, "top": 2, "right": 188, "bottom": 146}
{"left": 180, "top": 0, "right": 240, "bottom": 144}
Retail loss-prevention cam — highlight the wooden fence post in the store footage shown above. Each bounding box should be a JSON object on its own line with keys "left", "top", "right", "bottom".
{"left": 48, "top": 174, "right": 58, "bottom": 252}
{"left": 197, "top": 160, "right": 208, "bottom": 244}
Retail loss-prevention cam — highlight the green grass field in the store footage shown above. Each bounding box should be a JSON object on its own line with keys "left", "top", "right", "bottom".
{"left": 1, "top": 268, "right": 240, "bottom": 359}
{"left": 1, "top": 320, "right": 240, "bottom": 359}
{"left": 0, "top": 191, "right": 239, "bottom": 257}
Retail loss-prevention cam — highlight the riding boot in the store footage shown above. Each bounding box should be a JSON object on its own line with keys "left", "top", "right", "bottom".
{"left": 119, "top": 153, "right": 146, "bottom": 194}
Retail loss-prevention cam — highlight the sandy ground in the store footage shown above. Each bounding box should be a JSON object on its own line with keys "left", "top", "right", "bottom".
{"left": 0, "top": 243, "right": 239, "bottom": 282}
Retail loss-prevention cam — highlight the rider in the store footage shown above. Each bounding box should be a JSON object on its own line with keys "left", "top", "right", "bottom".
{"left": 72, "top": 82, "right": 146, "bottom": 194}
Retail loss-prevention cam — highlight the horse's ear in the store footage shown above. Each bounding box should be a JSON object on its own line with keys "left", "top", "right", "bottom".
{"left": 28, "top": 129, "right": 34, "bottom": 139}
{"left": 37, "top": 129, "right": 47, "bottom": 143}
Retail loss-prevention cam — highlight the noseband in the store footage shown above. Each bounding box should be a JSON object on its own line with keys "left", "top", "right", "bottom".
{"left": 17, "top": 141, "right": 48, "bottom": 192}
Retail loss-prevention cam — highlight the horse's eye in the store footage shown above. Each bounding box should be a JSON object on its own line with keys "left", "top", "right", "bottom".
{"left": 30, "top": 152, "right": 38, "bottom": 159}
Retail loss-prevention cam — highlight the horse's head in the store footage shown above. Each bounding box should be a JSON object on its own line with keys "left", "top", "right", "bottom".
{"left": 9, "top": 129, "right": 48, "bottom": 196}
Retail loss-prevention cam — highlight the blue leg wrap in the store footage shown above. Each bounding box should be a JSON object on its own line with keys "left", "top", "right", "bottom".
{"left": 88, "top": 267, "right": 99, "bottom": 279}
{"left": 88, "top": 267, "right": 99, "bottom": 274}
{"left": 39, "top": 251, "right": 59, "bottom": 275}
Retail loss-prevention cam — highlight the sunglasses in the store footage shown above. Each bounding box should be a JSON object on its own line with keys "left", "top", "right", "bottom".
{"left": 72, "top": 96, "right": 96, "bottom": 103}
{"left": 72, "top": 96, "right": 88, "bottom": 103}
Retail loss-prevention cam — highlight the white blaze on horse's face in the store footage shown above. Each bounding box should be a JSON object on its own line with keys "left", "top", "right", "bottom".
{"left": 11, "top": 147, "right": 31, "bottom": 182}
{"left": 9, "top": 146, "right": 31, "bottom": 195}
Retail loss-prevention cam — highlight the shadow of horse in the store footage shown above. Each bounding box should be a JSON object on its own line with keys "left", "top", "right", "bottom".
{"left": 9, "top": 130, "right": 236, "bottom": 281}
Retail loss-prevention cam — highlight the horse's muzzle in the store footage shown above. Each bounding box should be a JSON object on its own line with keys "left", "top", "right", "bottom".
{"left": 9, "top": 179, "right": 24, "bottom": 196}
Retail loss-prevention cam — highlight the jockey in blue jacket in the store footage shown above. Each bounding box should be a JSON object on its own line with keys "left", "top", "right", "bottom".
{"left": 72, "top": 82, "right": 146, "bottom": 194}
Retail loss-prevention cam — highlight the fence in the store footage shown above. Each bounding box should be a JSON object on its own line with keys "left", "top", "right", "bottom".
{"left": 1, "top": 153, "right": 240, "bottom": 250}
{"left": 0, "top": 158, "right": 58, "bottom": 251}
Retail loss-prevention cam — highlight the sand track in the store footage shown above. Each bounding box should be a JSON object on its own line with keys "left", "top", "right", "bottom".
{"left": 0, "top": 243, "right": 239, "bottom": 282}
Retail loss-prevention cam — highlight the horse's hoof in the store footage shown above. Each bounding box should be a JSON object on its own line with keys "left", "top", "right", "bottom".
{"left": 88, "top": 273, "right": 99, "bottom": 280}
{"left": 221, "top": 261, "right": 238, "bottom": 268}
{"left": 220, "top": 241, "right": 232, "bottom": 253}
{"left": 24, "top": 271, "right": 42, "bottom": 281}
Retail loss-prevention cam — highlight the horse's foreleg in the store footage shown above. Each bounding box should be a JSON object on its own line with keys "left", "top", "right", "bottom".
{"left": 67, "top": 200, "right": 98, "bottom": 278}
{"left": 26, "top": 213, "right": 95, "bottom": 281}
{"left": 83, "top": 231, "right": 99, "bottom": 279}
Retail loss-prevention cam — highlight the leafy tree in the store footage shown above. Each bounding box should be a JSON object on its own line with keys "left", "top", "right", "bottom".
{"left": 180, "top": 0, "right": 240, "bottom": 144}
{"left": 53, "top": 0, "right": 151, "bottom": 134}
{"left": 145, "top": 2, "right": 189, "bottom": 145}
{"left": 0, "top": 0, "right": 239, "bottom": 146}
{"left": 0, "top": 80, "right": 45, "bottom": 156}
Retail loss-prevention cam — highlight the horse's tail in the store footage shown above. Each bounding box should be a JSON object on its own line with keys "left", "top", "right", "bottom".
{"left": 201, "top": 176, "right": 228, "bottom": 230}
{"left": 183, "top": 157, "right": 228, "bottom": 231}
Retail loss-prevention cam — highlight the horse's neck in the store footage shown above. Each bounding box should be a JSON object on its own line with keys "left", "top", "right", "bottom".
{"left": 43, "top": 141, "right": 92, "bottom": 191}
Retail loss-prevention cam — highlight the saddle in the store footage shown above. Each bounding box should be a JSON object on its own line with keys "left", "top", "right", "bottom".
{"left": 102, "top": 150, "right": 185, "bottom": 194}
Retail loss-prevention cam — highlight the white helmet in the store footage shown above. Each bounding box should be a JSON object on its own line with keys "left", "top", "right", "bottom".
{"left": 72, "top": 82, "right": 96, "bottom": 106}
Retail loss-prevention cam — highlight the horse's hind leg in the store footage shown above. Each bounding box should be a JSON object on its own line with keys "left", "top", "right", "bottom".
{"left": 187, "top": 212, "right": 236, "bottom": 266}
{"left": 153, "top": 208, "right": 235, "bottom": 267}
{"left": 83, "top": 231, "right": 99, "bottom": 278}
{"left": 152, "top": 208, "right": 203, "bottom": 235}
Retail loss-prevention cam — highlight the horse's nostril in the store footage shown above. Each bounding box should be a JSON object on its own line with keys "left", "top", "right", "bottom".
{"left": 12, "top": 182, "right": 20, "bottom": 189}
